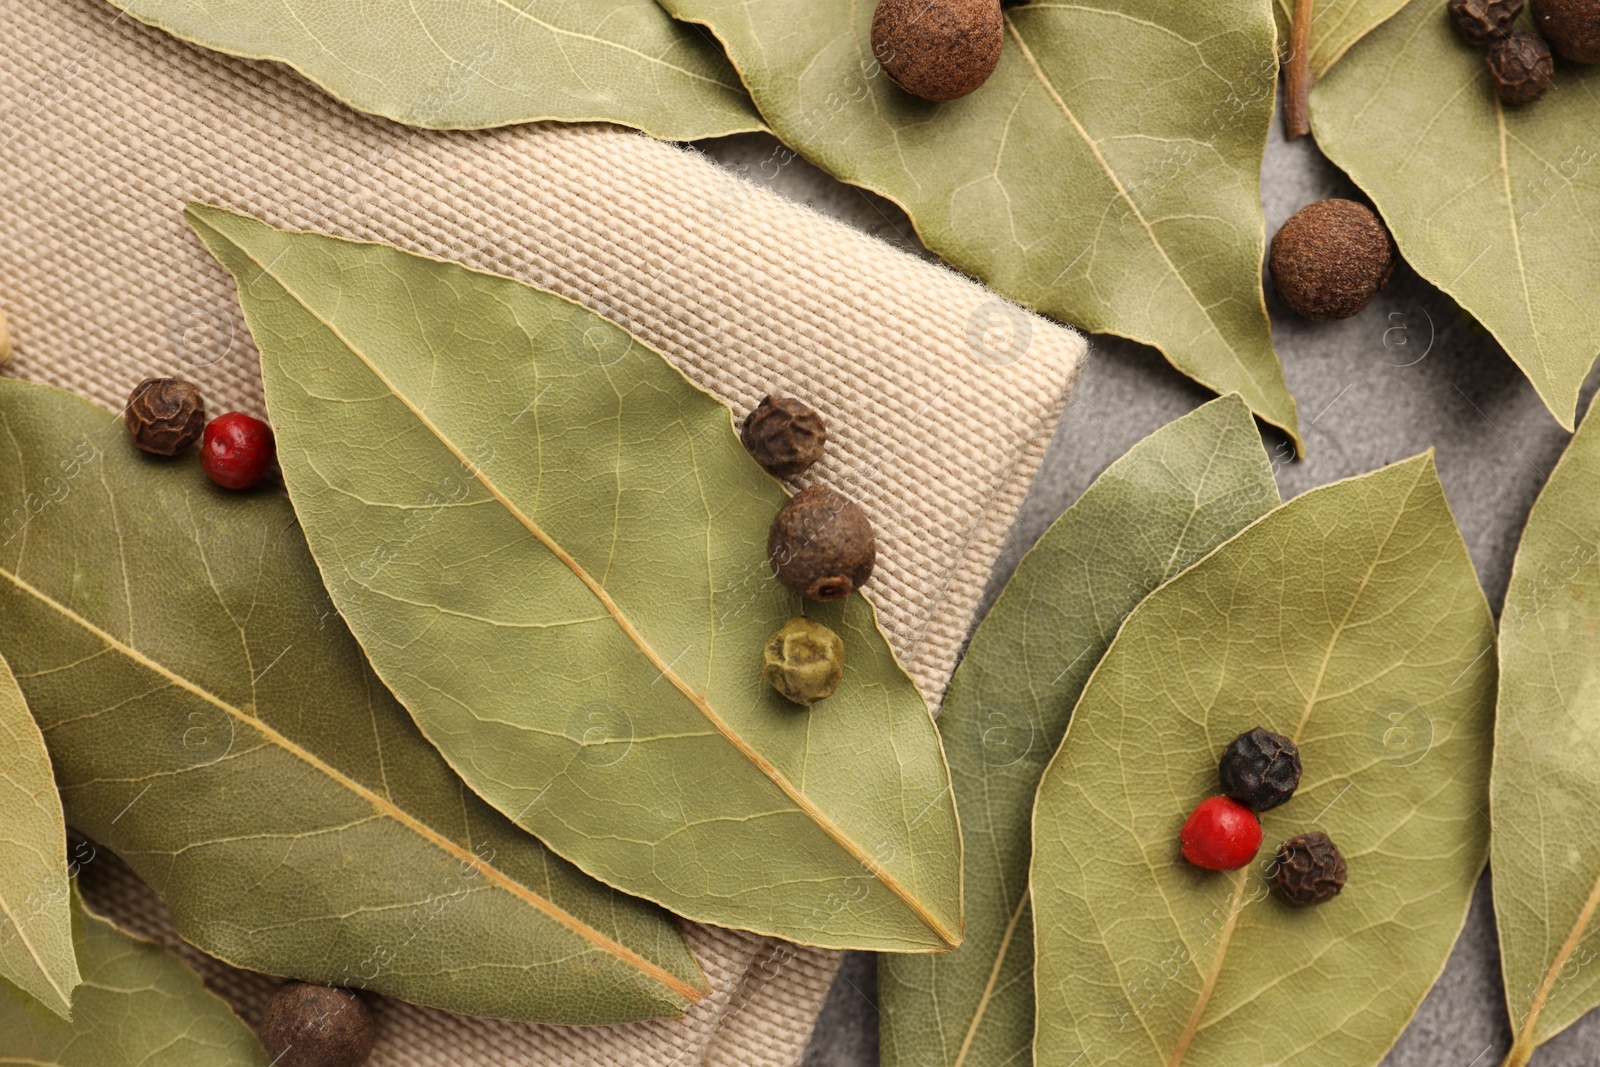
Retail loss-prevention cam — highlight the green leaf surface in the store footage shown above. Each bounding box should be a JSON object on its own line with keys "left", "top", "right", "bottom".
{"left": 0, "top": 378, "right": 706, "bottom": 1024}
{"left": 1275, "top": 0, "right": 1412, "bottom": 75}
{"left": 879, "top": 396, "right": 1278, "bottom": 1067}
{"left": 1032, "top": 454, "right": 1496, "bottom": 1067}
{"left": 1313, "top": 0, "right": 1600, "bottom": 430}
{"left": 188, "top": 203, "right": 963, "bottom": 953}
{"left": 0, "top": 890, "right": 267, "bottom": 1065}
{"left": 109, "top": 0, "right": 762, "bottom": 139}
{"left": 0, "top": 652, "right": 79, "bottom": 1019}
{"left": 1494, "top": 396, "right": 1600, "bottom": 1065}
{"left": 660, "top": 0, "right": 1301, "bottom": 449}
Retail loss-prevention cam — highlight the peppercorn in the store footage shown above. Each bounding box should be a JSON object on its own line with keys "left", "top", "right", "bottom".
{"left": 1273, "top": 831, "right": 1348, "bottom": 906}
{"left": 259, "top": 983, "right": 375, "bottom": 1067}
{"left": 1179, "top": 796, "right": 1262, "bottom": 871}
{"left": 1531, "top": 0, "right": 1600, "bottom": 62}
{"left": 1269, "top": 200, "right": 1395, "bottom": 321}
{"left": 1487, "top": 31, "right": 1556, "bottom": 103}
{"left": 762, "top": 617, "right": 845, "bottom": 706}
{"left": 200, "top": 412, "right": 275, "bottom": 490}
{"left": 124, "top": 378, "right": 206, "bottom": 457}
{"left": 742, "top": 396, "right": 828, "bottom": 479}
{"left": 1218, "top": 727, "right": 1302, "bottom": 812}
{"left": 872, "top": 0, "right": 1003, "bottom": 102}
{"left": 767, "top": 486, "right": 876, "bottom": 602}
{"left": 1448, "top": 0, "right": 1525, "bottom": 45}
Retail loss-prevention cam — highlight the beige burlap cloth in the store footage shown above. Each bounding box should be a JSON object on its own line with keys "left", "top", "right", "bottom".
{"left": 0, "top": 0, "right": 1087, "bottom": 1061}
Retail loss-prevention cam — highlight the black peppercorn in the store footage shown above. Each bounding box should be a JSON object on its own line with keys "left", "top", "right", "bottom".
{"left": 768, "top": 486, "right": 876, "bottom": 602}
{"left": 259, "top": 983, "right": 375, "bottom": 1067}
{"left": 1269, "top": 200, "right": 1395, "bottom": 321}
{"left": 1531, "top": 0, "right": 1600, "bottom": 62}
{"left": 1487, "top": 31, "right": 1555, "bottom": 104}
{"left": 1448, "top": 0, "right": 1525, "bottom": 45}
{"left": 742, "top": 396, "right": 828, "bottom": 479}
{"left": 1219, "top": 727, "right": 1302, "bottom": 812}
{"left": 1274, "top": 832, "right": 1348, "bottom": 906}
{"left": 872, "top": 0, "right": 1003, "bottom": 102}
{"left": 124, "top": 377, "right": 206, "bottom": 457}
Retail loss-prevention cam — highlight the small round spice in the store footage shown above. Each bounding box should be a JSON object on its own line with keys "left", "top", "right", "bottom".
{"left": 200, "top": 412, "right": 275, "bottom": 490}
{"left": 767, "top": 486, "right": 876, "bottom": 602}
{"left": 259, "top": 983, "right": 375, "bottom": 1067}
{"left": 1179, "top": 796, "right": 1262, "bottom": 871}
{"left": 1487, "top": 31, "right": 1556, "bottom": 103}
{"left": 762, "top": 617, "right": 845, "bottom": 706}
{"left": 1218, "top": 726, "right": 1303, "bottom": 812}
{"left": 1530, "top": 0, "right": 1600, "bottom": 62}
{"left": 871, "top": 0, "right": 1003, "bottom": 102}
{"left": 1269, "top": 199, "right": 1395, "bottom": 321}
{"left": 742, "top": 396, "right": 828, "bottom": 479}
{"left": 1447, "top": 0, "right": 1525, "bottom": 45}
{"left": 124, "top": 378, "right": 206, "bottom": 457}
{"left": 1273, "top": 831, "right": 1348, "bottom": 906}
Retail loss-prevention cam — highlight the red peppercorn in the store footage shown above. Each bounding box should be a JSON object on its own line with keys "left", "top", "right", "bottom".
{"left": 200, "top": 412, "right": 275, "bottom": 490}
{"left": 1180, "top": 796, "right": 1263, "bottom": 870}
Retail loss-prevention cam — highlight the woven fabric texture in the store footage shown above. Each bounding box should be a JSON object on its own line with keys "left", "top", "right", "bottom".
{"left": 0, "top": 0, "right": 1087, "bottom": 1062}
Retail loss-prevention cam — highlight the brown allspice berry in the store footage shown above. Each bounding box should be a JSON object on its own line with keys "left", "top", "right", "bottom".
{"left": 1269, "top": 199, "right": 1395, "bottom": 321}
{"left": 762, "top": 617, "right": 845, "bottom": 706}
{"left": 871, "top": 0, "right": 1003, "bottom": 102}
{"left": 1487, "top": 31, "right": 1556, "bottom": 103}
{"left": 1448, "top": 0, "right": 1525, "bottom": 45}
{"left": 742, "top": 396, "right": 827, "bottom": 479}
{"left": 768, "top": 486, "right": 876, "bottom": 602}
{"left": 124, "top": 377, "right": 207, "bottom": 457}
{"left": 1531, "top": 0, "right": 1600, "bottom": 61}
{"left": 260, "top": 983, "right": 375, "bottom": 1067}
{"left": 1274, "top": 831, "right": 1348, "bottom": 906}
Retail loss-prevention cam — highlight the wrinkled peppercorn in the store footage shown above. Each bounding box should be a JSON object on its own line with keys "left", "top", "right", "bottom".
{"left": 872, "top": 0, "right": 1003, "bottom": 101}
{"left": 1219, "top": 727, "right": 1302, "bottom": 812}
{"left": 1448, "top": 0, "right": 1525, "bottom": 45}
{"left": 742, "top": 396, "right": 828, "bottom": 479}
{"left": 259, "top": 983, "right": 375, "bottom": 1067}
{"left": 124, "top": 378, "right": 206, "bottom": 457}
{"left": 1531, "top": 0, "right": 1600, "bottom": 62}
{"left": 767, "top": 486, "right": 876, "bottom": 602}
{"left": 1274, "top": 832, "right": 1348, "bottom": 906}
{"left": 762, "top": 617, "right": 845, "bottom": 706}
{"left": 1269, "top": 200, "right": 1395, "bottom": 321}
{"left": 1487, "top": 31, "right": 1555, "bottom": 103}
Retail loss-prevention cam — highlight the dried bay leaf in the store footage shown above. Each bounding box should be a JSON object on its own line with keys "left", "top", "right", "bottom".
{"left": 1494, "top": 397, "right": 1600, "bottom": 1066}
{"left": 1313, "top": 0, "right": 1600, "bottom": 430}
{"left": 1032, "top": 454, "right": 1496, "bottom": 1067}
{"left": 0, "top": 891, "right": 266, "bottom": 1065}
{"left": 0, "top": 378, "right": 707, "bottom": 1024}
{"left": 659, "top": 0, "right": 1302, "bottom": 449}
{"left": 879, "top": 396, "right": 1278, "bottom": 1067}
{"left": 187, "top": 203, "right": 963, "bottom": 953}
{"left": 0, "top": 652, "right": 79, "bottom": 1019}
{"left": 109, "top": 0, "right": 762, "bottom": 140}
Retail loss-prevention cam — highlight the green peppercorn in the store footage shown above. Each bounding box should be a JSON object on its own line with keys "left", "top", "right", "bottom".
{"left": 762, "top": 617, "right": 845, "bottom": 706}
{"left": 1274, "top": 832, "right": 1348, "bottom": 906}
{"left": 259, "top": 983, "right": 375, "bottom": 1067}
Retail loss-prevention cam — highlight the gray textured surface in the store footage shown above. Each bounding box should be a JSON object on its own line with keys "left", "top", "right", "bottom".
{"left": 702, "top": 82, "right": 1600, "bottom": 1067}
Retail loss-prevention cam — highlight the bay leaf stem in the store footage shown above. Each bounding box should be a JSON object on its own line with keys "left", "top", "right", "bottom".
{"left": 1285, "top": 0, "right": 1314, "bottom": 139}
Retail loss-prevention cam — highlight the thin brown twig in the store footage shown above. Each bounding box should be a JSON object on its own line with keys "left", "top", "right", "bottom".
{"left": 1285, "top": 0, "right": 1314, "bottom": 139}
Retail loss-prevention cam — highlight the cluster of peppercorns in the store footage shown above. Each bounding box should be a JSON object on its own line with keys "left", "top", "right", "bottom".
{"left": 124, "top": 377, "right": 276, "bottom": 490}
{"left": 869, "top": 0, "right": 1003, "bottom": 102}
{"left": 1179, "top": 727, "right": 1348, "bottom": 907}
{"left": 259, "top": 982, "right": 375, "bottom": 1067}
{"left": 1269, "top": 199, "right": 1396, "bottom": 322}
{"left": 1448, "top": 0, "right": 1597, "bottom": 106}
{"left": 742, "top": 395, "right": 877, "bottom": 707}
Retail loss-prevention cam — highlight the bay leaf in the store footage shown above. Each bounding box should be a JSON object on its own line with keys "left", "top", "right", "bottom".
{"left": 659, "top": 0, "right": 1303, "bottom": 449}
{"left": 1493, "top": 396, "right": 1600, "bottom": 1066}
{"left": 0, "top": 890, "right": 266, "bottom": 1065}
{"left": 0, "top": 651, "right": 79, "bottom": 1019}
{"left": 1313, "top": 0, "right": 1600, "bottom": 430}
{"left": 1274, "top": 0, "right": 1411, "bottom": 76}
{"left": 187, "top": 202, "right": 963, "bottom": 953}
{"left": 879, "top": 395, "right": 1278, "bottom": 1067}
{"left": 109, "top": 0, "right": 762, "bottom": 140}
{"left": 0, "top": 378, "right": 708, "bottom": 1023}
{"left": 1032, "top": 454, "right": 1496, "bottom": 1067}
